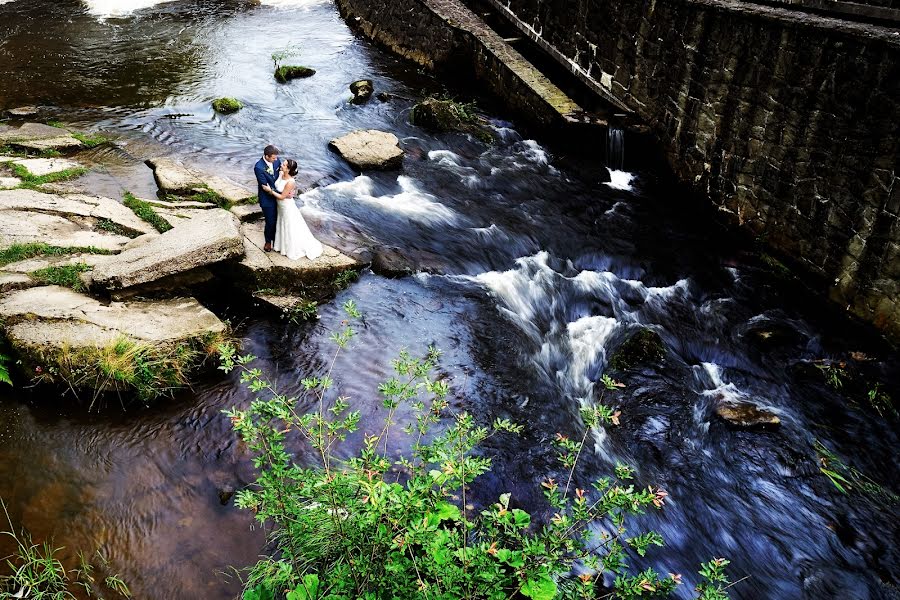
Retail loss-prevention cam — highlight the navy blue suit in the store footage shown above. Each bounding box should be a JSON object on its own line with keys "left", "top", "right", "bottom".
{"left": 254, "top": 157, "right": 282, "bottom": 244}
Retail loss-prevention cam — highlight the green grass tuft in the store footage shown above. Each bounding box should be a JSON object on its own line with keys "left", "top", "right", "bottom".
{"left": 71, "top": 131, "right": 109, "bottom": 148}
{"left": 212, "top": 97, "right": 244, "bottom": 114}
{"left": 123, "top": 192, "right": 172, "bottom": 233}
{"left": 10, "top": 163, "right": 87, "bottom": 190}
{"left": 97, "top": 218, "right": 140, "bottom": 238}
{"left": 0, "top": 243, "right": 113, "bottom": 268}
{"left": 30, "top": 263, "right": 92, "bottom": 292}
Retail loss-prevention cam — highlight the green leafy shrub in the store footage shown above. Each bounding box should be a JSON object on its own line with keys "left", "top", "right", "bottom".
{"left": 123, "top": 192, "right": 172, "bottom": 233}
{"left": 212, "top": 98, "right": 244, "bottom": 114}
{"left": 221, "top": 302, "right": 733, "bottom": 600}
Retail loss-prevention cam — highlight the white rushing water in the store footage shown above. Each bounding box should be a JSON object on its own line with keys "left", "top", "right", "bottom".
{"left": 82, "top": 0, "right": 180, "bottom": 17}
{"left": 605, "top": 169, "right": 635, "bottom": 191}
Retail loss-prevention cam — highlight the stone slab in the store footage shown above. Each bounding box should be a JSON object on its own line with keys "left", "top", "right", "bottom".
{"left": 0, "top": 271, "right": 36, "bottom": 293}
{"left": 90, "top": 208, "right": 244, "bottom": 292}
{"left": 146, "top": 157, "right": 254, "bottom": 205}
{"left": 0, "top": 123, "right": 83, "bottom": 151}
{"left": 0, "top": 177, "right": 21, "bottom": 190}
{"left": 0, "top": 189, "right": 156, "bottom": 236}
{"left": 7, "top": 107, "right": 40, "bottom": 118}
{"left": 329, "top": 130, "right": 404, "bottom": 170}
{"left": 230, "top": 203, "right": 263, "bottom": 222}
{"left": 11, "top": 157, "right": 82, "bottom": 177}
{"left": 0, "top": 210, "right": 130, "bottom": 251}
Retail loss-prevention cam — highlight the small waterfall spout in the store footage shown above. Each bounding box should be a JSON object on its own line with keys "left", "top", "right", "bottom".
{"left": 606, "top": 126, "right": 625, "bottom": 171}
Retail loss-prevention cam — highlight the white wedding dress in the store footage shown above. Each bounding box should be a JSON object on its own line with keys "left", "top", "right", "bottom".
{"left": 273, "top": 175, "right": 323, "bottom": 261}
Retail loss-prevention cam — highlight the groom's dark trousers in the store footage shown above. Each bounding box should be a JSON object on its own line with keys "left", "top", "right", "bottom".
{"left": 254, "top": 157, "right": 282, "bottom": 245}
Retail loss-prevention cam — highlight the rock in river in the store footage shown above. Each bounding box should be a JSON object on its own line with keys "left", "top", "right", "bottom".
{"left": 715, "top": 401, "right": 781, "bottom": 430}
{"left": 349, "top": 79, "right": 374, "bottom": 104}
{"left": 329, "top": 129, "right": 403, "bottom": 170}
{"left": 90, "top": 209, "right": 244, "bottom": 293}
{"left": 145, "top": 157, "right": 254, "bottom": 206}
{"left": 0, "top": 122, "right": 84, "bottom": 152}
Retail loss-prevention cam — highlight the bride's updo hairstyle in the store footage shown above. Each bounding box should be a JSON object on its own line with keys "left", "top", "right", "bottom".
{"left": 286, "top": 159, "right": 299, "bottom": 176}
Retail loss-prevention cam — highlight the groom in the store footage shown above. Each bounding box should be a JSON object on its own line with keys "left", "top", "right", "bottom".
{"left": 254, "top": 144, "right": 282, "bottom": 252}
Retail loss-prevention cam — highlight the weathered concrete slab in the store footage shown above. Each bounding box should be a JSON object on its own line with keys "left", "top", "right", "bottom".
{"left": 0, "top": 272, "right": 37, "bottom": 293}
{"left": 0, "top": 210, "right": 130, "bottom": 251}
{"left": 1, "top": 252, "right": 113, "bottom": 274}
{"left": 0, "top": 286, "right": 225, "bottom": 367}
{"left": 0, "top": 123, "right": 84, "bottom": 151}
{"left": 90, "top": 209, "right": 244, "bottom": 292}
{"left": 10, "top": 157, "right": 82, "bottom": 177}
{"left": 225, "top": 220, "right": 359, "bottom": 294}
{"left": 146, "top": 157, "right": 254, "bottom": 205}
{"left": 0, "top": 177, "right": 21, "bottom": 190}
{"left": 230, "top": 203, "right": 263, "bottom": 222}
{"left": 329, "top": 130, "right": 404, "bottom": 170}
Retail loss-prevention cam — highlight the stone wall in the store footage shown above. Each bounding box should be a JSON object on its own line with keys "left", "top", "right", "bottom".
{"left": 484, "top": 0, "right": 900, "bottom": 338}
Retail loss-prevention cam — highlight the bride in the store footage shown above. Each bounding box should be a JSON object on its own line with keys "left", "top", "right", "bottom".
{"left": 263, "top": 159, "right": 323, "bottom": 261}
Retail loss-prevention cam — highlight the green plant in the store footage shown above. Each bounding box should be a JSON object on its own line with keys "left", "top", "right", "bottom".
{"left": 814, "top": 440, "right": 899, "bottom": 503}
{"left": 0, "top": 352, "right": 11, "bottom": 386}
{"left": 10, "top": 163, "right": 87, "bottom": 190}
{"left": 46, "top": 121, "right": 65, "bottom": 129}
{"left": 866, "top": 384, "right": 896, "bottom": 418}
{"left": 0, "top": 243, "right": 113, "bottom": 268}
{"left": 332, "top": 269, "right": 358, "bottom": 291}
{"left": 123, "top": 192, "right": 172, "bottom": 233}
{"left": 274, "top": 65, "right": 316, "bottom": 83}
{"left": 816, "top": 363, "right": 845, "bottom": 390}
{"left": 30, "top": 263, "right": 92, "bottom": 292}
{"left": 221, "top": 302, "right": 732, "bottom": 600}
{"left": 284, "top": 299, "right": 318, "bottom": 324}
{"left": 97, "top": 218, "right": 140, "bottom": 238}
{"left": 212, "top": 98, "right": 244, "bottom": 114}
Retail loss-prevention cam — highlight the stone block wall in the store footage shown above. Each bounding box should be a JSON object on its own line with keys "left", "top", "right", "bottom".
{"left": 485, "top": 0, "right": 900, "bottom": 337}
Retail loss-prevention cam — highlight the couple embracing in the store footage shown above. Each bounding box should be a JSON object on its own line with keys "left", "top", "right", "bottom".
{"left": 254, "top": 144, "right": 323, "bottom": 261}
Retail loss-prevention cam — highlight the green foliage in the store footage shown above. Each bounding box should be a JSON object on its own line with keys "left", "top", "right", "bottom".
{"left": 97, "top": 218, "right": 140, "bottom": 239}
{"left": 0, "top": 243, "right": 113, "bottom": 268}
{"left": 410, "top": 96, "right": 494, "bottom": 143}
{"left": 866, "top": 383, "right": 895, "bottom": 418}
{"left": 817, "top": 363, "right": 844, "bottom": 390}
{"left": 46, "top": 121, "right": 65, "bottom": 129}
{"left": 212, "top": 98, "right": 244, "bottom": 114}
{"left": 122, "top": 192, "right": 172, "bottom": 233}
{"left": 0, "top": 352, "right": 12, "bottom": 386}
{"left": 10, "top": 163, "right": 87, "bottom": 190}
{"left": 284, "top": 299, "right": 318, "bottom": 325}
{"left": 814, "top": 440, "right": 899, "bottom": 503}
{"left": 332, "top": 269, "right": 359, "bottom": 291}
{"left": 271, "top": 44, "right": 303, "bottom": 69}
{"left": 221, "top": 302, "right": 732, "bottom": 599}
{"left": 30, "top": 263, "right": 92, "bottom": 292}
{"left": 165, "top": 187, "right": 236, "bottom": 208}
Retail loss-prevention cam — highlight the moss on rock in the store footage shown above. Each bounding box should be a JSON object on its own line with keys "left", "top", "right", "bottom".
{"left": 212, "top": 97, "right": 244, "bottom": 114}
{"left": 274, "top": 66, "right": 316, "bottom": 83}
{"left": 609, "top": 327, "right": 666, "bottom": 370}
{"left": 410, "top": 97, "right": 494, "bottom": 143}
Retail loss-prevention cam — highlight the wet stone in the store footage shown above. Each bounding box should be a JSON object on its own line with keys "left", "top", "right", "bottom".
{"left": 329, "top": 129, "right": 404, "bottom": 170}
{"left": 715, "top": 401, "right": 781, "bottom": 430}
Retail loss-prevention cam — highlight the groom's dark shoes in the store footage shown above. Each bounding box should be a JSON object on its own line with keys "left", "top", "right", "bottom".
{"left": 264, "top": 242, "right": 273, "bottom": 252}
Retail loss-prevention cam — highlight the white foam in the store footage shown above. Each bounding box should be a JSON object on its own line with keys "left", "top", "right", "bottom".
{"left": 567, "top": 315, "right": 619, "bottom": 387}
{"left": 259, "top": 0, "right": 329, "bottom": 6}
{"left": 82, "top": 0, "right": 179, "bottom": 17}
{"left": 317, "top": 175, "right": 458, "bottom": 225}
{"left": 605, "top": 170, "right": 635, "bottom": 191}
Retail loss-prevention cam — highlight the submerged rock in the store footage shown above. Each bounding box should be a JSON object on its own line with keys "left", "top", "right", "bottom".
{"left": 609, "top": 327, "right": 666, "bottom": 370}
{"left": 211, "top": 97, "right": 243, "bottom": 114}
{"left": 89, "top": 209, "right": 244, "bottom": 293}
{"left": 349, "top": 79, "right": 374, "bottom": 104}
{"left": 410, "top": 98, "right": 493, "bottom": 142}
{"left": 329, "top": 130, "right": 403, "bottom": 170}
{"left": 715, "top": 401, "right": 781, "bottom": 430}
{"left": 7, "top": 106, "right": 39, "bottom": 118}
{"left": 274, "top": 65, "right": 316, "bottom": 82}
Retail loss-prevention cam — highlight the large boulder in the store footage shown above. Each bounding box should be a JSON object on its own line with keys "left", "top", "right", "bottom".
{"left": 89, "top": 209, "right": 244, "bottom": 293}
{"left": 145, "top": 157, "right": 254, "bottom": 206}
{"left": 222, "top": 220, "right": 359, "bottom": 296}
{"left": 329, "top": 130, "right": 403, "bottom": 170}
{"left": 0, "top": 123, "right": 84, "bottom": 152}
{"left": 0, "top": 285, "right": 226, "bottom": 396}
{"left": 0, "top": 189, "right": 154, "bottom": 250}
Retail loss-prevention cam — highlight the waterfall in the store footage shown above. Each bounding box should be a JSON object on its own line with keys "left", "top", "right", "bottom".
{"left": 606, "top": 126, "right": 625, "bottom": 171}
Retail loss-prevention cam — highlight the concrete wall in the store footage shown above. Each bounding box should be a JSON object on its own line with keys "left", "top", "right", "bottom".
{"left": 337, "top": 0, "right": 900, "bottom": 339}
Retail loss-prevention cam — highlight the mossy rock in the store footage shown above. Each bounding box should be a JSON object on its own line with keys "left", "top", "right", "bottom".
{"left": 410, "top": 98, "right": 494, "bottom": 143}
{"left": 275, "top": 66, "right": 316, "bottom": 83}
{"left": 212, "top": 97, "right": 243, "bottom": 114}
{"left": 349, "top": 79, "right": 374, "bottom": 105}
{"left": 609, "top": 328, "right": 666, "bottom": 370}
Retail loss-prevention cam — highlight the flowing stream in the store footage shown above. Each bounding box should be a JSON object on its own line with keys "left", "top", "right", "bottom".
{"left": 0, "top": 1, "right": 898, "bottom": 599}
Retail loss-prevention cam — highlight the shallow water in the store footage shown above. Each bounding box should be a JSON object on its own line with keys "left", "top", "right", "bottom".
{"left": 0, "top": 1, "right": 898, "bottom": 599}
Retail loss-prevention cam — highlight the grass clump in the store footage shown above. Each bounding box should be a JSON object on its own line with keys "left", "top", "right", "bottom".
{"left": 221, "top": 303, "right": 735, "bottom": 600}
{"left": 10, "top": 163, "right": 87, "bottom": 190}
{"left": 30, "top": 263, "right": 91, "bottom": 292}
{"left": 97, "top": 218, "right": 140, "bottom": 238}
{"left": 332, "top": 268, "right": 359, "bottom": 291}
{"left": 0, "top": 501, "right": 131, "bottom": 599}
{"left": 284, "top": 299, "right": 318, "bottom": 324}
{"left": 123, "top": 192, "right": 172, "bottom": 233}
{"left": 0, "top": 243, "right": 112, "bottom": 268}
{"left": 212, "top": 97, "right": 244, "bottom": 114}
{"left": 165, "top": 187, "right": 234, "bottom": 208}
{"left": 71, "top": 131, "right": 109, "bottom": 148}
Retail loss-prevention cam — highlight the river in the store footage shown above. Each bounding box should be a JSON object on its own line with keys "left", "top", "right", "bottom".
{"left": 0, "top": 1, "right": 897, "bottom": 598}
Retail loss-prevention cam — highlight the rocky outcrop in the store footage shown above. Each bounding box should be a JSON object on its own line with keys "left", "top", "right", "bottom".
{"left": 145, "top": 157, "right": 254, "bottom": 206}
{"left": 0, "top": 189, "right": 154, "bottom": 250}
{"left": 0, "top": 123, "right": 84, "bottom": 152}
{"left": 329, "top": 130, "right": 404, "bottom": 170}
{"left": 225, "top": 221, "right": 359, "bottom": 295}
{"left": 89, "top": 209, "right": 244, "bottom": 293}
